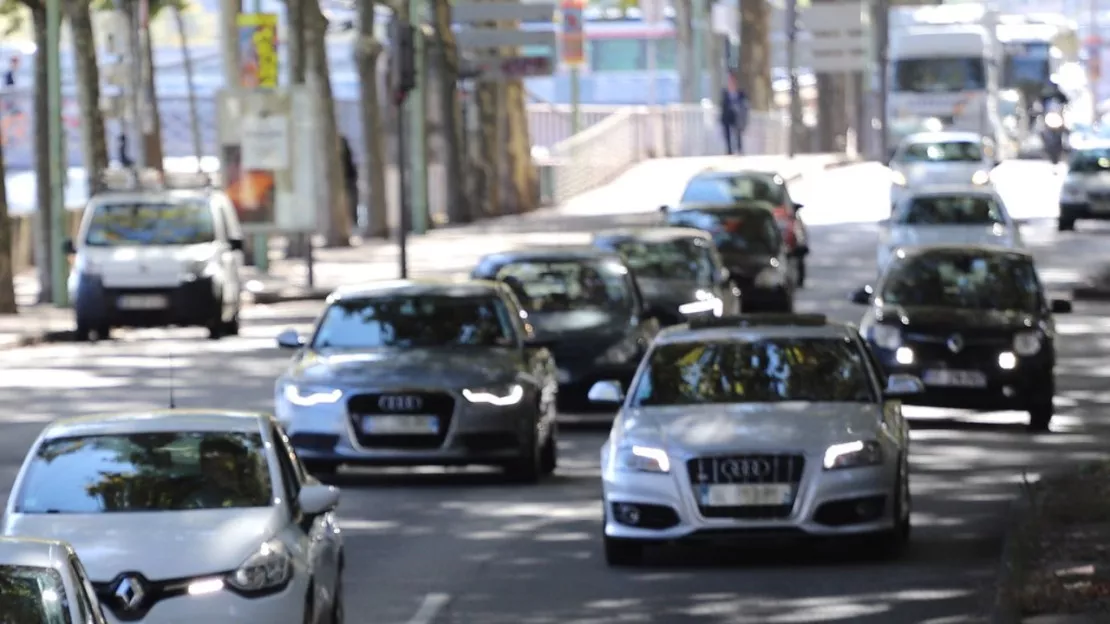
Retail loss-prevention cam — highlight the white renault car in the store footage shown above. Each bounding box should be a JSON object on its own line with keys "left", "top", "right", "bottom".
{"left": 0, "top": 536, "right": 109, "bottom": 622}
{"left": 2, "top": 410, "right": 344, "bottom": 623}
{"left": 587, "top": 314, "right": 923, "bottom": 566}
{"left": 878, "top": 185, "right": 1023, "bottom": 273}
{"left": 889, "top": 131, "right": 1001, "bottom": 207}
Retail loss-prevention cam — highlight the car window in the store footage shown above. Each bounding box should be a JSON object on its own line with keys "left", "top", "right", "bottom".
{"left": 880, "top": 252, "right": 1042, "bottom": 312}
{"left": 269, "top": 426, "right": 303, "bottom": 501}
{"left": 311, "top": 294, "right": 518, "bottom": 349}
{"left": 896, "top": 140, "right": 983, "bottom": 163}
{"left": 69, "top": 556, "right": 106, "bottom": 623}
{"left": 83, "top": 201, "right": 215, "bottom": 247}
{"left": 612, "top": 238, "right": 716, "bottom": 285}
{"left": 671, "top": 208, "right": 781, "bottom": 254}
{"left": 899, "top": 194, "right": 1005, "bottom": 225}
{"left": 628, "top": 337, "right": 877, "bottom": 406}
{"left": 493, "top": 260, "right": 633, "bottom": 315}
{"left": 680, "top": 175, "right": 785, "bottom": 205}
{"left": 0, "top": 564, "right": 72, "bottom": 624}
{"left": 15, "top": 432, "right": 274, "bottom": 513}
{"left": 1069, "top": 148, "right": 1110, "bottom": 173}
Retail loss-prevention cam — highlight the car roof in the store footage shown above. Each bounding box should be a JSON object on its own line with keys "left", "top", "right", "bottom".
{"left": 0, "top": 537, "right": 74, "bottom": 569}
{"left": 654, "top": 317, "right": 859, "bottom": 345}
{"left": 669, "top": 199, "right": 779, "bottom": 213}
{"left": 901, "top": 131, "right": 984, "bottom": 144}
{"left": 331, "top": 278, "right": 504, "bottom": 301}
{"left": 476, "top": 246, "right": 621, "bottom": 266}
{"left": 87, "top": 189, "right": 213, "bottom": 206}
{"left": 901, "top": 184, "right": 1000, "bottom": 198}
{"left": 689, "top": 169, "right": 786, "bottom": 183}
{"left": 898, "top": 244, "right": 1034, "bottom": 260}
{"left": 593, "top": 227, "right": 711, "bottom": 244}
{"left": 40, "top": 409, "right": 270, "bottom": 440}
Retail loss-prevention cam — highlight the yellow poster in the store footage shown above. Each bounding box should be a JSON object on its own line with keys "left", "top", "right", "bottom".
{"left": 237, "top": 13, "right": 279, "bottom": 89}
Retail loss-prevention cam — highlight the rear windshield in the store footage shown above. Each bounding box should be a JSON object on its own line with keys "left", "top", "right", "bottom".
{"left": 898, "top": 195, "right": 1005, "bottom": 225}
{"left": 667, "top": 208, "right": 781, "bottom": 254}
{"left": 680, "top": 175, "right": 786, "bottom": 205}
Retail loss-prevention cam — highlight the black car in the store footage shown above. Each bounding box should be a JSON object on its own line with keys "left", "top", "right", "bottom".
{"left": 663, "top": 168, "right": 810, "bottom": 285}
{"left": 591, "top": 227, "right": 742, "bottom": 326}
{"left": 471, "top": 247, "right": 661, "bottom": 410}
{"left": 850, "top": 245, "right": 1072, "bottom": 431}
{"left": 658, "top": 201, "right": 795, "bottom": 312}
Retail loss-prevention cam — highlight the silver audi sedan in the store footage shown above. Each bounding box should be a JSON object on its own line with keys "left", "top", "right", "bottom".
{"left": 274, "top": 279, "right": 559, "bottom": 483}
{"left": 587, "top": 314, "right": 925, "bottom": 566}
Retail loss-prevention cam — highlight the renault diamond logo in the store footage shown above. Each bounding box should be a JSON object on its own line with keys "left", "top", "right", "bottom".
{"left": 114, "top": 575, "right": 146, "bottom": 611}
{"left": 946, "top": 334, "right": 964, "bottom": 354}
{"left": 378, "top": 395, "right": 423, "bottom": 412}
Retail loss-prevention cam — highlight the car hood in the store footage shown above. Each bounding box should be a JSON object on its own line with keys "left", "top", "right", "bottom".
{"left": 2, "top": 508, "right": 282, "bottom": 581}
{"left": 289, "top": 348, "right": 523, "bottom": 388}
{"left": 900, "top": 162, "right": 987, "bottom": 185}
{"left": 622, "top": 403, "right": 882, "bottom": 454}
{"left": 886, "top": 224, "right": 1018, "bottom": 249}
{"left": 877, "top": 305, "right": 1037, "bottom": 333}
{"left": 635, "top": 277, "right": 703, "bottom": 307}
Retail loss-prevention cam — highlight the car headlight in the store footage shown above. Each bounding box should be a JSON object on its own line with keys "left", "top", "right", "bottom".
{"left": 1013, "top": 330, "right": 1042, "bottom": 356}
{"left": 971, "top": 170, "right": 990, "bottom": 185}
{"left": 614, "top": 444, "right": 670, "bottom": 473}
{"left": 678, "top": 291, "right": 723, "bottom": 316}
{"left": 890, "top": 171, "right": 907, "bottom": 186}
{"left": 281, "top": 383, "right": 343, "bottom": 406}
{"left": 869, "top": 324, "right": 902, "bottom": 350}
{"left": 462, "top": 383, "right": 524, "bottom": 406}
{"left": 184, "top": 259, "right": 219, "bottom": 281}
{"left": 596, "top": 340, "right": 639, "bottom": 365}
{"left": 754, "top": 267, "right": 785, "bottom": 287}
{"left": 823, "top": 440, "right": 883, "bottom": 470}
{"left": 226, "top": 539, "right": 293, "bottom": 593}
{"left": 1045, "top": 112, "right": 1063, "bottom": 129}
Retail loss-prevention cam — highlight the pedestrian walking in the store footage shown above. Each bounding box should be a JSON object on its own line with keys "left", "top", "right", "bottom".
{"left": 720, "top": 74, "right": 750, "bottom": 155}
{"left": 339, "top": 136, "right": 359, "bottom": 229}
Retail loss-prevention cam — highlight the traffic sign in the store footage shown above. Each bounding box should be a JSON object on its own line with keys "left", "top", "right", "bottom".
{"left": 469, "top": 55, "right": 555, "bottom": 80}
{"left": 454, "top": 2, "right": 557, "bottom": 82}
{"left": 455, "top": 29, "right": 556, "bottom": 49}
{"left": 561, "top": 0, "right": 586, "bottom": 67}
{"left": 797, "top": 1, "right": 870, "bottom": 72}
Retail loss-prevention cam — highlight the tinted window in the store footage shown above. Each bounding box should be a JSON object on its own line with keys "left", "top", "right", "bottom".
{"left": 629, "top": 338, "right": 876, "bottom": 406}
{"left": 494, "top": 260, "right": 633, "bottom": 313}
{"left": 900, "top": 195, "right": 1005, "bottom": 225}
{"left": 893, "top": 57, "right": 986, "bottom": 92}
{"left": 1069, "top": 148, "right": 1110, "bottom": 173}
{"left": 312, "top": 294, "right": 517, "bottom": 349}
{"left": 612, "top": 238, "right": 715, "bottom": 284}
{"left": 897, "top": 140, "right": 983, "bottom": 163}
{"left": 1003, "top": 43, "right": 1051, "bottom": 87}
{"left": 680, "top": 175, "right": 785, "bottom": 205}
{"left": 16, "top": 432, "right": 273, "bottom": 513}
{"left": 672, "top": 208, "right": 781, "bottom": 254}
{"left": 0, "top": 565, "right": 72, "bottom": 624}
{"left": 880, "top": 253, "right": 1041, "bottom": 312}
{"left": 84, "top": 202, "right": 215, "bottom": 246}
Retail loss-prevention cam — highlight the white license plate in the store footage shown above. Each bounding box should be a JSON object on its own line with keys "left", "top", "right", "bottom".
{"left": 922, "top": 369, "right": 988, "bottom": 388}
{"left": 117, "top": 295, "right": 168, "bottom": 310}
{"left": 360, "top": 415, "right": 439, "bottom": 435}
{"left": 556, "top": 368, "right": 571, "bottom": 384}
{"left": 698, "top": 483, "right": 795, "bottom": 507}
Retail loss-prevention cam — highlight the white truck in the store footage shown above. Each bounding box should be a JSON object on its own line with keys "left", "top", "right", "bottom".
{"left": 887, "top": 4, "right": 1008, "bottom": 159}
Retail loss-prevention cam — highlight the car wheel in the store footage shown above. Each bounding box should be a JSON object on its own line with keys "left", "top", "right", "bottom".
{"left": 1058, "top": 218, "right": 1075, "bottom": 231}
{"left": 796, "top": 258, "right": 807, "bottom": 288}
{"left": 504, "top": 429, "right": 541, "bottom": 484}
{"left": 603, "top": 534, "right": 644, "bottom": 567}
{"left": 221, "top": 313, "right": 241, "bottom": 336}
{"left": 539, "top": 424, "right": 558, "bottom": 475}
{"left": 1028, "top": 387, "right": 1055, "bottom": 432}
{"left": 861, "top": 463, "right": 910, "bottom": 561}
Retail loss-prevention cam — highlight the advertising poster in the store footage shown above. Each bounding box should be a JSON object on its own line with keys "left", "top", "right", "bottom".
{"left": 560, "top": 0, "right": 586, "bottom": 68}
{"left": 217, "top": 89, "right": 294, "bottom": 229}
{"left": 222, "top": 144, "right": 276, "bottom": 226}
{"left": 237, "top": 13, "right": 279, "bottom": 89}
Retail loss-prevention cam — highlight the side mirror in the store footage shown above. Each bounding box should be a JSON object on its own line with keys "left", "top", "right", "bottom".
{"left": 297, "top": 484, "right": 340, "bottom": 516}
{"left": 587, "top": 380, "right": 624, "bottom": 404}
{"left": 793, "top": 244, "right": 810, "bottom": 257}
{"left": 1051, "top": 299, "right": 1073, "bottom": 314}
{"left": 228, "top": 238, "right": 244, "bottom": 251}
{"left": 850, "top": 285, "right": 874, "bottom": 305}
{"left": 793, "top": 203, "right": 804, "bottom": 211}
{"left": 62, "top": 239, "right": 75, "bottom": 255}
{"left": 276, "top": 328, "right": 306, "bottom": 349}
{"left": 885, "top": 374, "right": 925, "bottom": 398}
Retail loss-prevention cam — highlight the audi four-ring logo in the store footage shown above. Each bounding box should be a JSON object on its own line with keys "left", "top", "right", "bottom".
{"left": 719, "top": 458, "right": 773, "bottom": 479}
{"left": 378, "top": 395, "right": 423, "bottom": 412}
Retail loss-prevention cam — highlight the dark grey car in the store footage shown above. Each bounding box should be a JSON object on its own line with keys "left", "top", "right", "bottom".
{"left": 273, "top": 279, "right": 559, "bottom": 483}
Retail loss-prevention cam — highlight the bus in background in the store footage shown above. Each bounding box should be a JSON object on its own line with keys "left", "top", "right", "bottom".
{"left": 998, "top": 15, "right": 1080, "bottom": 116}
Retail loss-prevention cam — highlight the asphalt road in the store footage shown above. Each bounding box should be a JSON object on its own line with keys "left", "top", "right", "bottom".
{"left": 4, "top": 160, "right": 1110, "bottom": 624}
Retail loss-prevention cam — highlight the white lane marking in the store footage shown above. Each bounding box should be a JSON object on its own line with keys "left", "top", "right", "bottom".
{"left": 407, "top": 593, "right": 451, "bottom": 624}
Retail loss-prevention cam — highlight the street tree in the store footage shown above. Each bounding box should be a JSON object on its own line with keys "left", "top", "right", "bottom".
{"left": 738, "top": 0, "right": 772, "bottom": 110}
{"left": 355, "top": 0, "right": 390, "bottom": 237}
{"left": 430, "top": 0, "right": 467, "bottom": 223}
{"left": 0, "top": 120, "right": 15, "bottom": 314}
{"left": 67, "top": 0, "right": 109, "bottom": 189}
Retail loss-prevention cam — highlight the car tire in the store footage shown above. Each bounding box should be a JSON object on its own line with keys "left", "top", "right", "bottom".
{"left": 1028, "top": 387, "right": 1055, "bottom": 432}
{"left": 540, "top": 425, "right": 558, "bottom": 475}
{"left": 303, "top": 591, "right": 315, "bottom": 624}
{"left": 222, "top": 313, "right": 241, "bottom": 336}
{"left": 1058, "top": 218, "right": 1075, "bottom": 231}
{"left": 796, "top": 259, "right": 807, "bottom": 288}
{"left": 505, "top": 428, "right": 542, "bottom": 484}
{"left": 603, "top": 534, "right": 644, "bottom": 567}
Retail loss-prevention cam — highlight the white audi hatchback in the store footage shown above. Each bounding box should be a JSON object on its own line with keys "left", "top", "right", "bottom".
{"left": 2, "top": 409, "right": 345, "bottom": 623}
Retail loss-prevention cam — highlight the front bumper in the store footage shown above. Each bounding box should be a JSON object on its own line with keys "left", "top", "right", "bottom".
{"left": 102, "top": 573, "right": 309, "bottom": 623}
{"left": 73, "top": 273, "right": 222, "bottom": 328}
{"left": 603, "top": 451, "right": 898, "bottom": 543}
{"left": 277, "top": 388, "right": 540, "bottom": 467}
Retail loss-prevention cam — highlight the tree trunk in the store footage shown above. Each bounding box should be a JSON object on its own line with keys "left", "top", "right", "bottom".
{"left": 432, "top": 0, "right": 467, "bottom": 223}
{"left": 739, "top": 0, "right": 772, "bottom": 111}
{"left": 356, "top": 0, "right": 389, "bottom": 238}
{"left": 131, "top": 8, "right": 165, "bottom": 170}
{"left": 31, "top": 7, "right": 52, "bottom": 303}
{"left": 501, "top": 81, "right": 536, "bottom": 213}
{"left": 67, "top": 0, "right": 109, "bottom": 191}
{"left": 675, "top": 0, "right": 696, "bottom": 103}
{"left": 287, "top": 0, "right": 307, "bottom": 84}
{"left": 172, "top": 6, "right": 204, "bottom": 171}
{"left": 475, "top": 82, "right": 500, "bottom": 217}
{"left": 0, "top": 113, "right": 15, "bottom": 313}
{"left": 306, "top": 0, "right": 351, "bottom": 246}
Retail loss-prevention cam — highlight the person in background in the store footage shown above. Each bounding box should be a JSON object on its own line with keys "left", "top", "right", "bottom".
{"left": 339, "top": 136, "right": 359, "bottom": 230}
{"left": 3, "top": 56, "right": 19, "bottom": 117}
{"left": 719, "top": 74, "right": 741, "bottom": 154}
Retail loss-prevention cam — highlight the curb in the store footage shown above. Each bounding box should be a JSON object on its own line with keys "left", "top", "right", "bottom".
{"left": 0, "top": 328, "right": 76, "bottom": 351}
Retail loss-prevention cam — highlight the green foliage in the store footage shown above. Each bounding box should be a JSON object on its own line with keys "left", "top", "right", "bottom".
{"left": 0, "top": 0, "right": 33, "bottom": 36}
{"left": 90, "top": 0, "right": 190, "bottom": 18}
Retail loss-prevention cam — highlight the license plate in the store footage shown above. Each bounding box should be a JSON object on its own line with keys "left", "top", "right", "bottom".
{"left": 360, "top": 415, "right": 439, "bottom": 435}
{"left": 117, "top": 295, "right": 168, "bottom": 310}
{"left": 698, "top": 483, "right": 795, "bottom": 507}
{"left": 922, "top": 369, "right": 988, "bottom": 388}
{"left": 556, "top": 368, "right": 571, "bottom": 384}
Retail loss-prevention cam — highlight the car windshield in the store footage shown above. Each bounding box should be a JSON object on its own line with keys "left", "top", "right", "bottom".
{"left": 494, "top": 260, "right": 633, "bottom": 314}
{"left": 15, "top": 432, "right": 273, "bottom": 513}
{"left": 612, "top": 239, "right": 715, "bottom": 284}
{"left": 679, "top": 175, "right": 785, "bottom": 205}
{"left": 899, "top": 195, "right": 1005, "bottom": 225}
{"left": 0, "top": 565, "right": 71, "bottom": 624}
{"left": 84, "top": 201, "right": 215, "bottom": 246}
{"left": 629, "top": 338, "right": 876, "bottom": 406}
{"left": 311, "top": 294, "right": 517, "bottom": 349}
{"left": 893, "top": 57, "right": 987, "bottom": 92}
{"left": 880, "top": 253, "right": 1041, "bottom": 312}
{"left": 897, "top": 140, "right": 983, "bottom": 163}
{"left": 1069, "top": 148, "right": 1110, "bottom": 173}
{"left": 672, "top": 208, "right": 781, "bottom": 254}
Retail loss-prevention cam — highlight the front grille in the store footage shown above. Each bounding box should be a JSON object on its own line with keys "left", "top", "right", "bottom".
{"left": 1090, "top": 191, "right": 1110, "bottom": 202}
{"left": 687, "top": 454, "right": 805, "bottom": 519}
{"left": 902, "top": 337, "right": 1007, "bottom": 366}
{"left": 347, "top": 392, "right": 455, "bottom": 450}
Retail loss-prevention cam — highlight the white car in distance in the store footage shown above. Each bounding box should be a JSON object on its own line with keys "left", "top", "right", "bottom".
{"left": 889, "top": 131, "right": 1001, "bottom": 207}
{"left": 878, "top": 185, "right": 1023, "bottom": 274}
{"left": 2, "top": 410, "right": 345, "bottom": 624}
{"left": 0, "top": 536, "right": 109, "bottom": 622}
